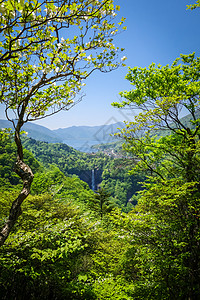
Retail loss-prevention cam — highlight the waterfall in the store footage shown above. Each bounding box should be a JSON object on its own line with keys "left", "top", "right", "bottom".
{"left": 91, "top": 169, "right": 95, "bottom": 191}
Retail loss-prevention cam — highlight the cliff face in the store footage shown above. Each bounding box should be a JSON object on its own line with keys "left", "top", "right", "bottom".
{"left": 73, "top": 169, "right": 103, "bottom": 191}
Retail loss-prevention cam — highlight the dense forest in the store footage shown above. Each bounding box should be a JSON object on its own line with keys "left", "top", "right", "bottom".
{"left": 0, "top": 128, "right": 142, "bottom": 299}
{"left": 0, "top": 0, "right": 200, "bottom": 299}
{"left": 22, "top": 137, "right": 142, "bottom": 209}
{"left": 1, "top": 100, "right": 200, "bottom": 299}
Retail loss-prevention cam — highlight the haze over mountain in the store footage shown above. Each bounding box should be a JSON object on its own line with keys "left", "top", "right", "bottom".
{"left": 53, "top": 122, "right": 124, "bottom": 151}
{"left": 0, "top": 119, "right": 124, "bottom": 151}
{"left": 1, "top": 111, "right": 199, "bottom": 151}
{"left": 0, "top": 119, "right": 62, "bottom": 143}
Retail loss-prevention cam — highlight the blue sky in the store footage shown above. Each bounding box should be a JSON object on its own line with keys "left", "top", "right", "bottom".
{"left": 1, "top": 0, "right": 200, "bottom": 129}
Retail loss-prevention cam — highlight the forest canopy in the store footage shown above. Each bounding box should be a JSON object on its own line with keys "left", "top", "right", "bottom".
{"left": 112, "top": 52, "right": 200, "bottom": 299}
{"left": 0, "top": 1, "right": 200, "bottom": 299}
{"left": 0, "top": 0, "right": 126, "bottom": 246}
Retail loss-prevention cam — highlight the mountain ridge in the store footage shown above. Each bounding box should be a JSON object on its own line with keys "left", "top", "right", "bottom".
{"left": 0, "top": 119, "right": 62, "bottom": 143}
{"left": 53, "top": 122, "right": 124, "bottom": 141}
{"left": 0, "top": 119, "right": 124, "bottom": 150}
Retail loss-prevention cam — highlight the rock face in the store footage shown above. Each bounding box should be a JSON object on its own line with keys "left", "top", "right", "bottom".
{"left": 76, "top": 169, "right": 103, "bottom": 191}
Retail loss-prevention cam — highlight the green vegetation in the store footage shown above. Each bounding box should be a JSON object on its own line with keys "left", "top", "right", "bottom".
{"left": 0, "top": 132, "right": 134, "bottom": 299}
{"left": 187, "top": 0, "right": 200, "bottom": 10}
{"left": 112, "top": 52, "right": 200, "bottom": 298}
{"left": 22, "top": 136, "right": 142, "bottom": 210}
{"left": 0, "top": 1, "right": 200, "bottom": 299}
{"left": 91, "top": 139, "right": 124, "bottom": 152}
{"left": 0, "top": 0, "right": 126, "bottom": 245}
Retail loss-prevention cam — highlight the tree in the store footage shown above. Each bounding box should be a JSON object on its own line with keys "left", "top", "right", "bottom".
{"left": 0, "top": 192, "right": 99, "bottom": 299}
{"left": 112, "top": 53, "right": 200, "bottom": 298}
{"left": 0, "top": 0, "right": 126, "bottom": 246}
{"left": 187, "top": 0, "right": 200, "bottom": 10}
{"left": 112, "top": 53, "right": 200, "bottom": 182}
{"left": 90, "top": 187, "right": 114, "bottom": 219}
{"left": 0, "top": 0, "right": 126, "bottom": 63}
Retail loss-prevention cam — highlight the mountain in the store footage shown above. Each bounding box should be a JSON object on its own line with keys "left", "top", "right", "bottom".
{"left": 0, "top": 119, "right": 124, "bottom": 151}
{"left": 92, "top": 111, "right": 200, "bottom": 152}
{"left": 0, "top": 119, "right": 62, "bottom": 143}
{"left": 53, "top": 122, "right": 124, "bottom": 151}
{"left": 53, "top": 122, "right": 124, "bottom": 141}
{"left": 1, "top": 111, "right": 199, "bottom": 151}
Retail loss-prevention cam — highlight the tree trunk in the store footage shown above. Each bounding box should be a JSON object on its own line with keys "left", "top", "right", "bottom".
{"left": 0, "top": 124, "right": 34, "bottom": 246}
{"left": 0, "top": 159, "right": 34, "bottom": 246}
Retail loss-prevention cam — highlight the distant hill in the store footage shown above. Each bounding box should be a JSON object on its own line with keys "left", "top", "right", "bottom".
{"left": 151, "top": 110, "right": 200, "bottom": 138}
{"left": 0, "top": 119, "right": 62, "bottom": 143}
{"left": 1, "top": 112, "right": 199, "bottom": 151}
{"left": 0, "top": 119, "right": 124, "bottom": 151}
{"left": 53, "top": 122, "right": 124, "bottom": 151}
{"left": 92, "top": 111, "right": 200, "bottom": 152}
{"left": 53, "top": 122, "right": 124, "bottom": 141}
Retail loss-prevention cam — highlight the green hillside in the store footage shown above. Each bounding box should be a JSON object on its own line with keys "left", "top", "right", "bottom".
{"left": 22, "top": 136, "right": 142, "bottom": 210}
{"left": 1, "top": 131, "right": 132, "bottom": 300}
{"left": 93, "top": 111, "right": 200, "bottom": 152}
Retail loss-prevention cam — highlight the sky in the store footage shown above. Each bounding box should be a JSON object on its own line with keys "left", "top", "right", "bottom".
{"left": 1, "top": 0, "right": 200, "bottom": 129}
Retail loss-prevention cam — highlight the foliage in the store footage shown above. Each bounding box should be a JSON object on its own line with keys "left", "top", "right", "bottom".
{"left": 123, "top": 179, "right": 200, "bottom": 299}
{"left": 0, "top": 189, "right": 133, "bottom": 299}
{"left": 1, "top": 4, "right": 200, "bottom": 299}
{"left": 112, "top": 53, "right": 200, "bottom": 298}
{"left": 0, "top": 130, "right": 142, "bottom": 216}
{"left": 89, "top": 187, "right": 115, "bottom": 219}
{"left": 101, "top": 158, "right": 143, "bottom": 209}
{"left": 22, "top": 136, "right": 109, "bottom": 173}
{"left": 0, "top": 130, "right": 40, "bottom": 186}
{"left": 0, "top": 136, "right": 135, "bottom": 299}
{"left": 0, "top": 0, "right": 126, "bottom": 123}
{"left": 0, "top": 193, "right": 97, "bottom": 299}
{"left": 0, "top": 0, "right": 127, "bottom": 246}
{"left": 23, "top": 136, "right": 143, "bottom": 208}
{"left": 113, "top": 53, "right": 200, "bottom": 182}
{"left": 187, "top": 0, "right": 200, "bottom": 10}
